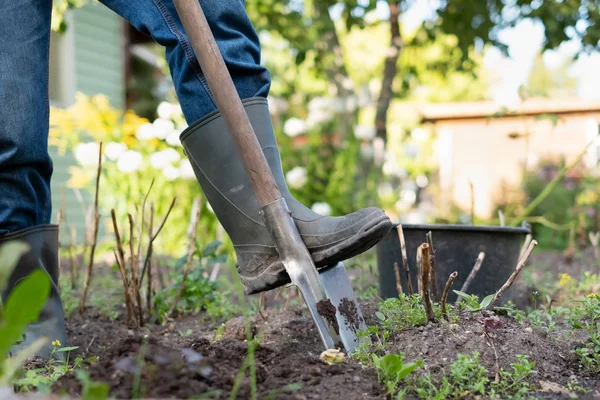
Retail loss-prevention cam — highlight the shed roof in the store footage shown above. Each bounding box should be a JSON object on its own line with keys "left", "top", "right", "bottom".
{"left": 419, "top": 97, "right": 600, "bottom": 123}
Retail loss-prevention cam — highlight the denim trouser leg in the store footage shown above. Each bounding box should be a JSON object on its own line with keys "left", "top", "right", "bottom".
{"left": 0, "top": 0, "right": 53, "bottom": 234}
{"left": 99, "top": 0, "right": 272, "bottom": 124}
{"left": 0, "top": 0, "right": 270, "bottom": 232}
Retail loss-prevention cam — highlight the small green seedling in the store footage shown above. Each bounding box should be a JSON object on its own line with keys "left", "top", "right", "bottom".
{"left": 454, "top": 291, "right": 494, "bottom": 312}
{"left": 372, "top": 353, "right": 423, "bottom": 399}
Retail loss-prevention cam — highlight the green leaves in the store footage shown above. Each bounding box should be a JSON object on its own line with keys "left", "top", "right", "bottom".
{"left": 372, "top": 353, "right": 423, "bottom": 397}
{"left": 0, "top": 269, "right": 52, "bottom": 361}
{"left": 454, "top": 290, "right": 493, "bottom": 312}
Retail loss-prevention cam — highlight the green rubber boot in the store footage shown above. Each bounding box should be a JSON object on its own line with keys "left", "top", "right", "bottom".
{"left": 1, "top": 225, "right": 67, "bottom": 360}
{"left": 180, "top": 97, "right": 392, "bottom": 294}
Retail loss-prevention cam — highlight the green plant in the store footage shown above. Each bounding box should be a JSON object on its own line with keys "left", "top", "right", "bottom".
{"left": 376, "top": 294, "right": 451, "bottom": 332}
{"left": 0, "top": 242, "right": 52, "bottom": 387}
{"left": 571, "top": 294, "right": 600, "bottom": 372}
{"left": 75, "top": 369, "right": 110, "bottom": 400}
{"left": 154, "top": 240, "right": 237, "bottom": 322}
{"left": 490, "top": 355, "right": 537, "bottom": 399}
{"left": 13, "top": 344, "right": 89, "bottom": 393}
{"left": 454, "top": 291, "right": 494, "bottom": 312}
{"left": 372, "top": 353, "right": 423, "bottom": 399}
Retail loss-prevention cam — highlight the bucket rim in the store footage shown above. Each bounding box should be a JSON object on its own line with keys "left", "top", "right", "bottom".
{"left": 394, "top": 223, "right": 530, "bottom": 235}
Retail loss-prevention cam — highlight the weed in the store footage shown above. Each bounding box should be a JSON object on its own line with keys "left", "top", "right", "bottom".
{"left": 154, "top": 240, "right": 236, "bottom": 322}
{"left": 454, "top": 290, "right": 494, "bottom": 312}
{"left": 571, "top": 294, "right": 600, "bottom": 372}
{"left": 376, "top": 294, "right": 453, "bottom": 332}
{"left": 372, "top": 353, "right": 423, "bottom": 399}
{"left": 13, "top": 344, "right": 90, "bottom": 393}
{"left": 490, "top": 355, "right": 537, "bottom": 399}
{"left": 410, "top": 353, "right": 537, "bottom": 399}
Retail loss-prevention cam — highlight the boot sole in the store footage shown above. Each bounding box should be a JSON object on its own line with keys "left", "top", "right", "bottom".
{"left": 241, "top": 214, "right": 393, "bottom": 294}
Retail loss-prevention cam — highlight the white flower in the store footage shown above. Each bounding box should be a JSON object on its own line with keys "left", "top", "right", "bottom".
{"left": 166, "top": 130, "right": 182, "bottom": 147}
{"left": 283, "top": 118, "right": 308, "bottom": 137}
{"left": 136, "top": 123, "right": 156, "bottom": 140}
{"left": 285, "top": 166, "right": 307, "bottom": 189}
{"left": 311, "top": 202, "right": 332, "bottom": 216}
{"left": 150, "top": 148, "right": 181, "bottom": 170}
{"left": 104, "top": 142, "right": 127, "bottom": 161}
{"left": 307, "top": 109, "right": 333, "bottom": 128}
{"left": 354, "top": 125, "right": 376, "bottom": 140}
{"left": 411, "top": 128, "right": 428, "bottom": 142}
{"left": 117, "top": 150, "right": 143, "bottom": 173}
{"left": 162, "top": 166, "right": 180, "bottom": 181}
{"left": 75, "top": 143, "right": 100, "bottom": 166}
{"left": 416, "top": 175, "right": 429, "bottom": 188}
{"left": 152, "top": 118, "right": 175, "bottom": 140}
{"left": 179, "top": 159, "right": 196, "bottom": 179}
{"left": 157, "top": 102, "right": 174, "bottom": 120}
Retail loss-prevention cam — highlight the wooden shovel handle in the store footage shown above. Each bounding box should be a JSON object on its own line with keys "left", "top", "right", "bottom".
{"left": 172, "top": 0, "right": 281, "bottom": 206}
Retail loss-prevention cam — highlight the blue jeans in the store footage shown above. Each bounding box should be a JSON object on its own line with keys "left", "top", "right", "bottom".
{"left": 0, "top": 0, "right": 271, "bottom": 234}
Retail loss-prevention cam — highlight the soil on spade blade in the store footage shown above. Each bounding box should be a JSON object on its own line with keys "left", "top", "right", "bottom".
{"left": 50, "top": 302, "right": 599, "bottom": 400}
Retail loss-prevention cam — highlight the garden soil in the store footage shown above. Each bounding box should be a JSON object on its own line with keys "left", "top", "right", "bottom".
{"left": 49, "top": 301, "right": 600, "bottom": 400}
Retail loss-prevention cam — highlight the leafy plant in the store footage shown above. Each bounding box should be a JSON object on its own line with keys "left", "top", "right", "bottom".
{"left": 372, "top": 353, "right": 423, "bottom": 399}
{"left": 154, "top": 240, "right": 237, "bottom": 322}
{"left": 490, "top": 355, "right": 537, "bottom": 399}
{"left": 571, "top": 294, "right": 600, "bottom": 372}
{"left": 454, "top": 291, "right": 494, "bottom": 312}
{"left": 0, "top": 242, "right": 52, "bottom": 387}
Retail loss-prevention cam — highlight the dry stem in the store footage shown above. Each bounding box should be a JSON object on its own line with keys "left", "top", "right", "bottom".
{"left": 393, "top": 262, "right": 403, "bottom": 295}
{"left": 146, "top": 203, "right": 155, "bottom": 318}
{"left": 416, "top": 244, "right": 423, "bottom": 296}
{"left": 128, "top": 214, "right": 144, "bottom": 327}
{"left": 111, "top": 210, "right": 136, "bottom": 326}
{"left": 426, "top": 231, "right": 440, "bottom": 302}
{"left": 458, "top": 252, "right": 485, "bottom": 296}
{"left": 441, "top": 271, "right": 458, "bottom": 319}
{"left": 397, "top": 225, "right": 413, "bottom": 295}
{"left": 519, "top": 233, "right": 532, "bottom": 260}
{"left": 139, "top": 197, "right": 177, "bottom": 287}
{"left": 166, "top": 202, "right": 201, "bottom": 320}
{"left": 488, "top": 240, "right": 538, "bottom": 310}
{"left": 69, "top": 225, "right": 77, "bottom": 289}
{"left": 79, "top": 142, "right": 103, "bottom": 315}
{"left": 56, "top": 210, "right": 63, "bottom": 287}
{"left": 420, "top": 243, "right": 435, "bottom": 322}
{"left": 485, "top": 332, "right": 500, "bottom": 383}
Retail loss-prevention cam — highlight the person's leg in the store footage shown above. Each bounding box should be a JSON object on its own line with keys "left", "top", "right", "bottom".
{"left": 0, "top": 0, "right": 54, "bottom": 233}
{"left": 0, "top": 0, "right": 66, "bottom": 360}
{"left": 100, "top": 0, "right": 393, "bottom": 294}
{"left": 99, "top": 0, "right": 270, "bottom": 124}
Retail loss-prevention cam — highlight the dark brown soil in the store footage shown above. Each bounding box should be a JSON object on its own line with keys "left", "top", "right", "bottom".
{"left": 316, "top": 299, "right": 340, "bottom": 336}
{"left": 49, "top": 301, "right": 600, "bottom": 400}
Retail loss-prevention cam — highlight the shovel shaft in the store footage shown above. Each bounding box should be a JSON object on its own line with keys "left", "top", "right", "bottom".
{"left": 172, "top": 0, "right": 281, "bottom": 207}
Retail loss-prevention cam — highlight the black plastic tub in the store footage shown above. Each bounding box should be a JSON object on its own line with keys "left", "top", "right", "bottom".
{"left": 376, "top": 223, "right": 531, "bottom": 304}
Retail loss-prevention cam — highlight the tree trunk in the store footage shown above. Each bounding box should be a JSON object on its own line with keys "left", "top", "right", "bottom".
{"left": 375, "top": 2, "right": 403, "bottom": 144}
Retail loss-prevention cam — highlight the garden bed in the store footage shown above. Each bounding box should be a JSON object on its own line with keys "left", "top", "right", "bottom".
{"left": 45, "top": 297, "right": 599, "bottom": 399}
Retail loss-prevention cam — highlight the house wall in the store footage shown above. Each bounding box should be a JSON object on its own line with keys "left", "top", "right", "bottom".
{"left": 48, "top": 3, "right": 125, "bottom": 243}
{"left": 433, "top": 113, "right": 600, "bottom": 219}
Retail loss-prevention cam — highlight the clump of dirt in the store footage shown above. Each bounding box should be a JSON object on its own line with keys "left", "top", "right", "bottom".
{"left": 316, "top": 299, "right": 340, "bottom": 336}
{"left": 338, "top": 297, "right": 361, "bottom": 333}
{"left": 51, "top": 302, "right": 600, "bottom": 399}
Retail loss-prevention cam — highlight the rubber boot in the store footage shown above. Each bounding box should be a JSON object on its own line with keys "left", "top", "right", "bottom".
{"left": 180, "top": 97, "right": 393, "bottom": 294}
{"left": 0, "top": 225, "right": 67, "bottom": 360}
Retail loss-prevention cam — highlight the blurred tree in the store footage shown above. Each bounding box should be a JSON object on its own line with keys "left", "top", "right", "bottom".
{"left": 524, "top": 53, "right": 579, "bottom": 98}
{"left": 248, "top": 0, "right": 600, "bottom": 145}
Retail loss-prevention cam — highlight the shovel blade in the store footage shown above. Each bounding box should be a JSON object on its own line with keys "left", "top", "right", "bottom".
{"left": 319, "top": 262, "right": 370, "bottom": 354}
